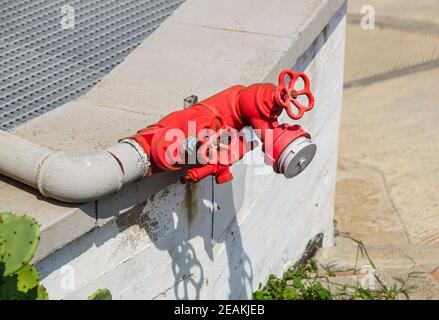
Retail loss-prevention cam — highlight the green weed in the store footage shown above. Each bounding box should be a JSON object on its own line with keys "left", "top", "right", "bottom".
{"left": 254, "top": 237, "right": 421, "bottom": 300}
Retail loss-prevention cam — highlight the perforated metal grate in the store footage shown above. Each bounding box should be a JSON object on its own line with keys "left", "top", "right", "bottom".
{"left": 0, "top": 0, "right": 184, "bottom": 130}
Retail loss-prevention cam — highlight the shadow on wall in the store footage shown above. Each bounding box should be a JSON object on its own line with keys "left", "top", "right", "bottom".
{"left": 218, "top": 215, "right": 254, "bottom": 299}
{"left": 113, "top": 170, "right": 255, "bottom": 299}
{"left": 160, "top": 179, "right": 253, "bottom": 300}
{"left": 119, "top": 181, "right": 211, "bottom": 299}
{"left": 212, "top": 164, "right": 254, "bottom": 299}
{"left": 36, "top": 168, "right": 253, "bottom": 299}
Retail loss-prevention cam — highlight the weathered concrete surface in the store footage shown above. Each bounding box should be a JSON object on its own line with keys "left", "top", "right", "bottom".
{"left": 339, "top": 48, "right": 439, "bottom": 244}
{"left": 348, "top": 0, "right": 439, "bottom": 26}
{"left": 344, "top": 22, "right": 439, "bottom": 86}
{"left": 335, "top": 159, "right": 409, "bottom": 245}
{"left": 317, "top": 0, "right": 439, "bottom": 299}
{"left": 33, "top": 0, "right": 346, "bottom": 299}
{"left": 81, "top": 0, "right": 345, "bottom": 118}
{"left": 0, "top": 0, "right": 345, "bottom": 265}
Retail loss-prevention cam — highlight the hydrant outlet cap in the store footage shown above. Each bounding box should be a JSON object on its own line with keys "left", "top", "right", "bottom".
{"left": 277, "top": 137, "right": 316, "bottom": 178}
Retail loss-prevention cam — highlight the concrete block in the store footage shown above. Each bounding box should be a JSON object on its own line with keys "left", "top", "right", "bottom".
{"left": 81, "top": 21, "right": 291, "bottom": 118}
{"left": 0, "top": 175, "right": 96, "bottom": 262}
{"left": 13, "top": 101, "right": 156, "bottom": 154}
{"left": 171, "top": 0, "right": 345, "bottom": 40}
{"left": 38, "top": 179, "right": 215, "bottom": 299}
{"left": 29, "top": 0, "right": 347, "bottom": 300}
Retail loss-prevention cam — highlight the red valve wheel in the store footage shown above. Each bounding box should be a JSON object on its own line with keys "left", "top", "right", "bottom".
{"left": 198, "top": 126, "right": 244, "bottom": 166}
{"left": 275, "top": 70, "right": 315, "bottom": 120}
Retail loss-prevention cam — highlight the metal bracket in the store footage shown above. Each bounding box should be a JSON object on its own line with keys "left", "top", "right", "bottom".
{"left": 183, "top": 95, "right": 199, "bottom": 108}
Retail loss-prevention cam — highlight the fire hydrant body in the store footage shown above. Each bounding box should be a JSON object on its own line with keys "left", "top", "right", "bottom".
{"left": 131, "top": 70, "right": 317, "bottom": 184}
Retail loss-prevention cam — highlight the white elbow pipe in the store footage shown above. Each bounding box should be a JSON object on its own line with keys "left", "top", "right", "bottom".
{"left": 0, "top": 131, "right": 150, "bottom": 203}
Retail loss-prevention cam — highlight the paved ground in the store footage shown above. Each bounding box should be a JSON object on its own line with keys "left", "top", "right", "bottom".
{"left": 316, "top": 0, "right": 439, "bottom": 299}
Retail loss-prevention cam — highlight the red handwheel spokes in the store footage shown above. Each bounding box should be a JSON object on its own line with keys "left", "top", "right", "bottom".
{"left": 275, "top": 70, "right": 315, "bottom": 120}
{"left": 198, "top": 126, "right": 245, "bottom": 166}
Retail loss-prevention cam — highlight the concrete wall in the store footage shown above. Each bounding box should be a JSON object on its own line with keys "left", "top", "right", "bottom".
{"left": 35, "top": 2, "right": 346, "bottom": 300}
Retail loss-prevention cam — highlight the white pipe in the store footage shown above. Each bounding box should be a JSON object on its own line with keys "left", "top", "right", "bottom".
{"left": 0, "top": 131, "right": 150, "bottom": 203}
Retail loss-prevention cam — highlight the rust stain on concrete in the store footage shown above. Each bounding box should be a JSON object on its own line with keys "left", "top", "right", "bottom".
{"left": 115, "top": 186, "right": 177, "bottom": 244}
{"left": 115, "top": 202, "right": 163, "bottom": 243}
{"left": 182, "top": 182, "right": 198, "bottom": 234}
{"left": 116, "top": 202, "right": 149, "bottom": 232}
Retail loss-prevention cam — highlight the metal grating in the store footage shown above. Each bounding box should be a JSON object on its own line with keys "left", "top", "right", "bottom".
{"left": 0, "top": 0, "right": 184, "bottom": 130}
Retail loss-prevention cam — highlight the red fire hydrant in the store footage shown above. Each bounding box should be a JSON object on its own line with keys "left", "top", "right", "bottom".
{"left": 130, "top": 70, "right": 317, "bottom": 184}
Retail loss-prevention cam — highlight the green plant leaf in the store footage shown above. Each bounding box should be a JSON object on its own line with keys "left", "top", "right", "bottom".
{"left": 0, "top": 274, "right": 20, "bottom": 299}
{"left": 15, "top": 264, "right": 39, "bottom": 293}
{"left": 36, "top": 284, "right": 49, "bottom": 300}
{"left": 310, "top": 259, "right": 318, "bottom": 272}
{"left": 392, "top": 277, "right": 406, "bottom": 284}
{"left": 0, "top": 264, "right": 46, "bottom": 300}
{"left": 253, "top": 238, "right": 415, "bottom": 300}
{"left": 88, "top": 288, "right": 112, "bottom": 300}
{"left": 284, "top": 270, "right": 294, "bottom": 280}
{"left": 0, "top": 238, "right": 5, "bottom": 259}
{"left": 316, "top": 285, "right": 331, "bottom": 300}
{"left": 282, "top": 287, "right": 297, "bottom": 300}
{"left": 0, "top": 213, "right": 40, "bottom": 276}
{"left": 0, "top": 212, "right": 13, "bottom": 222}
{"left": 293, "top": 276, "right": 304, "bottom": 289}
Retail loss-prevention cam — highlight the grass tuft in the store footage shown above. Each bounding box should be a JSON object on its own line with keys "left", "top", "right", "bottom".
{"left": 254, "top": 237, "right": 421, "bottom": 300}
